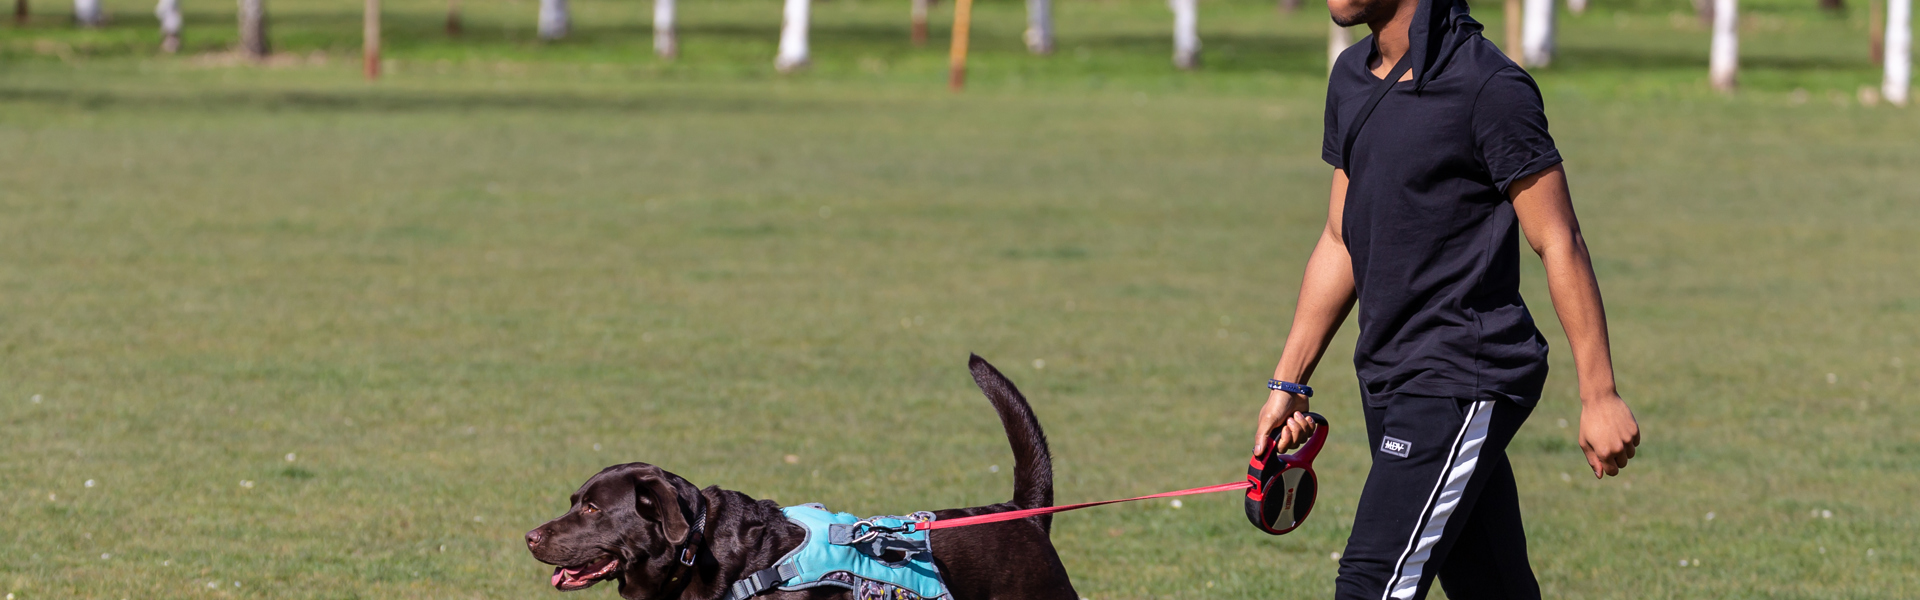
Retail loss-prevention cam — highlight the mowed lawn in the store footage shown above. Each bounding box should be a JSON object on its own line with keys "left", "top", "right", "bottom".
{"left": 2, "top": 0, "right": 1917, "bottom": 598}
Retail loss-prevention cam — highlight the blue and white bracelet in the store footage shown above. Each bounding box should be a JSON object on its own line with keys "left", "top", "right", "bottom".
{"left": 1267, "top": 379, "right": 1313, "bottom": 398}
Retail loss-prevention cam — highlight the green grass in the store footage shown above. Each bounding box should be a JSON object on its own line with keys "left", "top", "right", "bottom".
{"left": 2, "top": 0, "right": 1917, "bottom": 598}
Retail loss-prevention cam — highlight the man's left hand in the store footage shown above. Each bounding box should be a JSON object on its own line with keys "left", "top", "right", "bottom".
{"left": 1578, "top": 394, "right": 1639, "bottom": 479}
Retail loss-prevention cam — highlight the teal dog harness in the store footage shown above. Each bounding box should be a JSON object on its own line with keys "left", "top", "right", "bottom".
{"left": 723, "top": 504, "right": 950, "bottom": 600}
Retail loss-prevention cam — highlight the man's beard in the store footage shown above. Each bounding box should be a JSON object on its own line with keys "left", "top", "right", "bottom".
{"left": 1331, "top": 1, "right": 1382, "bottom": 27}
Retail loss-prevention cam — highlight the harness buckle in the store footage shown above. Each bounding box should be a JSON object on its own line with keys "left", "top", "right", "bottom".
{"left": 679, "top": 546, "right": 698, "bottom": 566}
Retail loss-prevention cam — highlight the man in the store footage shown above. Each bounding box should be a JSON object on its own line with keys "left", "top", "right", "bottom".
{"left": 1250, "top": 0, "right": 1641, "bottom": 597}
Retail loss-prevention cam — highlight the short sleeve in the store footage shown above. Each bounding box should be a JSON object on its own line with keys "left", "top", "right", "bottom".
{"left": 1472, "top": 67, "right": 1561, "bottom": 193}
{"left": 1322, "top": 81, "right": 1343, "bottom": 168}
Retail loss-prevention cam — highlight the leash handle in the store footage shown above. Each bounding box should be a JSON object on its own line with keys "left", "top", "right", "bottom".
{"left": 912, "top": 480, "right": 1253, "bottom": 532}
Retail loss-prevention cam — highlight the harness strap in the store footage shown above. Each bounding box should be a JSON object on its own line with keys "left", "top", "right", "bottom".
{"left": 1339, "top": 56, "right": 1415, "bottom": 173}
{"left": 723, "top": 563, "right": 802, "bottom": 600}
{"left": 827, "top": 524, "right": 935, "bottom": 566}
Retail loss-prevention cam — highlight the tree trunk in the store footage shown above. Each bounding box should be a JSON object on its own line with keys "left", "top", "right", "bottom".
{"left": 1521, "top": 0, "right": 1554, "bottom": 67}
{"left": 1504, "top": 0, "right": 1523, "bottom": 64}
{"left": 538, "top": 0, "right": 569, "bottom": 40}
{"left": 237, "top": 0, "right": 268, "bottom": 58}
{"left": 446, "top": 0, "right": 462, "bottom": 36}
{"left": 1024, "top": 0, "right": 1053, "bottom": 54}
{"left": 73, "top": 0, "right": 103, "bottom": 26}
{"left": 1170, "top": 0, "right": 1199, "bottom": 70}
{"left": 13, "top": 0, "right": 25, "bottom": 26}
{"left": 653, "top": 0, "right": 677, "bottom": 57}
{"left": 775, "top": 0, "right": 809, "bottom": 72}
{"left": 1887, "top": 0, "right": 1911, "bottom": 105}
{"left": 911, "top": 0, "right": 929, "bottom": 45}
{"left": 364, "top": 0, "right": 380, "bottom": 79}
{"left": 1709, "top": 0, "right": 1737, "bottom": 91}
{"left": 1328, "top": 21, "right": 1351, "bottom": 72}
{"left": 156, "top": 0, "right": 182, "bottom": 52}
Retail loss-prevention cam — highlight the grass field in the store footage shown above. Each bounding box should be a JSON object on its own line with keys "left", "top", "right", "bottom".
{"left": 3, "top": 0, "right": 1918, "bottom": 598}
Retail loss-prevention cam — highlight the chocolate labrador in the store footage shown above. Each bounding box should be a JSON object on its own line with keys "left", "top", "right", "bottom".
{"left": 526, "top": 355, "right": 1078, "bottom": 600}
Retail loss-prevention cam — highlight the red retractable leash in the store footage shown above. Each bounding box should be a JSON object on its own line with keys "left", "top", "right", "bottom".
{"left": 904, "top": 413, "right": 1327, "bottom": 535}
{"left": 1244, "top": 412, "right": 1328, "bottom": 535}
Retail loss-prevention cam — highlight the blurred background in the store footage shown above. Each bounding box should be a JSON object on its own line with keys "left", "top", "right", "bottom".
{"left": 2, "top": 0, "right": 1915, "bottom": 598}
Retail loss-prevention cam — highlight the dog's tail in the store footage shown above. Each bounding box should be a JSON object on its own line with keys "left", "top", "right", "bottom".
{"left": 968, "top": 354, "right": 1055, "bottom": 531}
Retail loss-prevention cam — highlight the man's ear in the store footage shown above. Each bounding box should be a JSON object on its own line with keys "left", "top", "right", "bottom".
{"left": 630, "top": 468, "right": 693, "bottom": 547}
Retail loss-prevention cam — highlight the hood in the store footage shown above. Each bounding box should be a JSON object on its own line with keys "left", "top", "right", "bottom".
{"left": 1404, "top": 0, "right": 1484, "bottom": 91}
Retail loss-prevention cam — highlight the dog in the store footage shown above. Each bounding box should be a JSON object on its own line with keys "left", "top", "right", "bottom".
{"left": 526, "top": 355, "right": 1079, "bottom": 600}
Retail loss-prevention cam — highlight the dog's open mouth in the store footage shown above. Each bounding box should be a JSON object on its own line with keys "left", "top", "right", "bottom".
{"left": 551, "top": 556, "right": 621, "bottom": 591}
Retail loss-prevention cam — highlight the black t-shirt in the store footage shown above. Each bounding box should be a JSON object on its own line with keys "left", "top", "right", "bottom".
{"left": 1321, "top": 32, "right": 1560, "bottom": 406}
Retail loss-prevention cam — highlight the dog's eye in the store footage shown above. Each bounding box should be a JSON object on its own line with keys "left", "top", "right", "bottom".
{"left": 582, "top": 503, "right": 599, "bottom": 514}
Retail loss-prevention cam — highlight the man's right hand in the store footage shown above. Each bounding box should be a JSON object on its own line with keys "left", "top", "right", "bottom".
{"left": 1253, "top": 389, "right": 1316, "bottom": 454}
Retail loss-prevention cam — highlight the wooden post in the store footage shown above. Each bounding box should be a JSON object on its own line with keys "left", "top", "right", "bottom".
{"left": 13, "top": 0, "right": 25, "bottom": 26}
{"left": 1872, "top": 0, "right": 1886, "bottom": 64}
{"left": 1504, "top": 0, "right": 1523, "bottom": 64}
{"left": 364, "top": 0, "right": 381, "bottom": 79}
{"left": 949, "top": 0, "right": 973, "bottom": 91}
{"left": 446, "top": 0, "right": 462, "bottom": 36}
{"left": 911, "top": 0, "right": 929, "bottom": 46}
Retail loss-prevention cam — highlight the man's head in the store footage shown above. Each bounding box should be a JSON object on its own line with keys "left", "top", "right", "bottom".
{"left": 525, "top": 463, "right": 703, "bottom": 598}
{"left": 1328, "top": 0, "right": 1412, "bottom": 28}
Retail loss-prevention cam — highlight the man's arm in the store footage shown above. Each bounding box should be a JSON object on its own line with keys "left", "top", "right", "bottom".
{"left": 1510, "top": 164, "right": 1641, "bottom": 478}
{"left": 1253, "top": 169, "right": 1359, "bottom": 454}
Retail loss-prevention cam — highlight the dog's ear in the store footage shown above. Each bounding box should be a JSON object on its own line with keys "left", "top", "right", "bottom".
{"left": 629, "top": 467, "right": 697, "bottom": 547}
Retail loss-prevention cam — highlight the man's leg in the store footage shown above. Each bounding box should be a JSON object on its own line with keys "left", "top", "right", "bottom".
{"left": 1335, "top": 395, "right": 1530, "bottom": 600}
{"left": 1436, "top": 451, "right": 1541, "bottom": 599}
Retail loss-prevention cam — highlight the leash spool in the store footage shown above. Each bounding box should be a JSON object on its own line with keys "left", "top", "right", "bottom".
{"left": 1245, "top": 412, "right": 1328, "bottom": 535}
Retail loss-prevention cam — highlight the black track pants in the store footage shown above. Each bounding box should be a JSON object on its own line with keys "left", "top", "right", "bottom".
{"left": 1333, "top": 395, "right": 1540, "bottom": 600}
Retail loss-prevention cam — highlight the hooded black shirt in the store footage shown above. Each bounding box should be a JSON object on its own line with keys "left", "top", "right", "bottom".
{"left": 1321, "top": 0, "right": 1560, "bottom": 406}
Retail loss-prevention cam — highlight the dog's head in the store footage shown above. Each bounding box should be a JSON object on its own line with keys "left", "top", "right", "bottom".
{"left": 526, "top": 462, "right": 705, "bottom": 597}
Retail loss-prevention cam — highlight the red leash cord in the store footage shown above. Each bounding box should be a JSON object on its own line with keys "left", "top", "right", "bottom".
{"left": 913, "top": 480, "right": 1253, "bottom": 531}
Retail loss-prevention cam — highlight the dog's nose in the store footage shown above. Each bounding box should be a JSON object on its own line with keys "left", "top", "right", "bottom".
{"left": 526, "top": 528, "right": 546, "bottom": 548}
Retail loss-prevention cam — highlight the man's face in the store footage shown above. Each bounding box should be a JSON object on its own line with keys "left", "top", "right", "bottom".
{"left": 1328, "top": 0, "right": 1394, "bottom": 27}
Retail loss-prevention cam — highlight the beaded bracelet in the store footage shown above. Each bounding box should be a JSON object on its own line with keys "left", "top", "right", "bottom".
{"left": 1267, "top": 379, "right": 1313, "bottom": 398}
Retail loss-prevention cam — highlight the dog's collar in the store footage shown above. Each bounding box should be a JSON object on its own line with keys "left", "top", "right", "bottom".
{"left": 676, "top": 492, "right": 708, "bottom": 567}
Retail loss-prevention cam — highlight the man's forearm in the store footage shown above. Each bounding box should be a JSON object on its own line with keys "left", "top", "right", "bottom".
{"left": 1540, "top": 233, "right": 1619, "bottom": 403}
{"left": 1512, "top": 166, "right": 1620, "bottom": 403}
{"left": 1272, "top": 230, "right": 1357, "bottom": 384}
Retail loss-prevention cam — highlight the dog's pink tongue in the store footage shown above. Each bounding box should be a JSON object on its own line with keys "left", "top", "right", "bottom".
{"left": 551, "top": 567, "right": 567, "bottom": 588}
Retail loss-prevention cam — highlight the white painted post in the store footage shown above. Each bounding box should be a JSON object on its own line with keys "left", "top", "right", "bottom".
{"left": 1329, "top": 21, "right": 1351, "bottom": 73}
{"left": 1709, "top": 0, "right": 1737, "bottom": 91}
{"left": 775, "top": 0, "right": 810, "bottom": 72}
{"left": 1025, "top": 0, "right": 1054, "bottom": 54}
{"left": 1522, "top": 0, "right": 1555, "bottom": 67}
{"left": 537, "top": 0, "right": 569, "bottom": 40}
{"left": 156, "top": 0, "right": 182, "bottom": 52}
{"left": 653, "top": 0, "right": 677, "bottom": 57}
{"left": 1170, "top": 0, "right": 1200, "bottom": 69}
{"left": 73, "top": 0, "right": 102, "bottom": 26}
{"left": 1888, "top": 0, "right": 1911, "bottom": 105}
